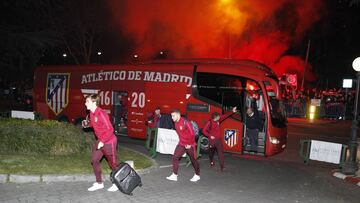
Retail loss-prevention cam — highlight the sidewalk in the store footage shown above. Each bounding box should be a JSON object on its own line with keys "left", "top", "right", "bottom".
{"left": 2, "top": 149, "right": 359, "bottom": 203}
{"left": 1, "top": 134, "right": 359, "bottom": 189}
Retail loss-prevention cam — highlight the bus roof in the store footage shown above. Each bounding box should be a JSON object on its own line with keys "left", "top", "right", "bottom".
{"left": 140, "top": 58, "right": 275, "bottom": 75}
{"left": 36, "top": 58, "right": 277, "bottom": 79}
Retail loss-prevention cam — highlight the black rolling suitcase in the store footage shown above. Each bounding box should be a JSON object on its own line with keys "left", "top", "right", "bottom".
{"left": 110, "top": 162, "right": 142, "bottom": 195}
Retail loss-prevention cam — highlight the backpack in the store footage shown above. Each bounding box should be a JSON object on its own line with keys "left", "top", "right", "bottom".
{"left": 183, "top": 119, "right": 199, "bottom": 136}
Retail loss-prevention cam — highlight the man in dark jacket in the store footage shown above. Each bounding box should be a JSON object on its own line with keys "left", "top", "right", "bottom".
{"left": 245, "top": 106, "right": 261, "bottom": 152}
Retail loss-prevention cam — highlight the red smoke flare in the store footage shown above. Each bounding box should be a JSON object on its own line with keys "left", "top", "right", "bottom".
{"left": 107, "top": 0, "right": 325, "bottom": 85}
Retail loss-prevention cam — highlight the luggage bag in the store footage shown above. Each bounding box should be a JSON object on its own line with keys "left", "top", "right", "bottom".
{"left": 110, "top": 162, "right": 142, "bottom": 195}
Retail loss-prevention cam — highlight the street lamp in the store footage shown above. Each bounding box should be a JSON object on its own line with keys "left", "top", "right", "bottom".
{"left": 97, "top": 51, "right": 102, "bottom": 64}
{"left": 62, "top": 53, "right": 67, "bottom": 64}
{"left": 342, "top": 57, "right": 360, "bottom": 175}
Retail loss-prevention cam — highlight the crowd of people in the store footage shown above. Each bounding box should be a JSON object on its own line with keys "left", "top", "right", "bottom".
{"left": 281, "top": 87, "right": 355, "bottom": 120}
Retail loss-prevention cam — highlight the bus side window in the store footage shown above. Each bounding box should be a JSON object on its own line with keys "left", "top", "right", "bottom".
{"left": 222, "top": 91, "right": 243, "bottom": 122}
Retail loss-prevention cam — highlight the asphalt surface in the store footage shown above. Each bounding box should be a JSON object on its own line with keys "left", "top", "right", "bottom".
{"left": 0, "top": 118, "right": 359, "bottom": 203}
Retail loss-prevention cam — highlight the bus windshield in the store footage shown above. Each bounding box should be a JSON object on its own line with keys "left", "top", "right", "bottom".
{"left": 264, "top": 81, "right": 287, "bottom": 128}
{"left": 195, "top": 73, "right": 243, "bottom": 119}
{"left": 195, "top": 72, "right": 245, "bottom": 121}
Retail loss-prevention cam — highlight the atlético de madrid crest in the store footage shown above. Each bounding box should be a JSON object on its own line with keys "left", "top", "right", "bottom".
{"left": 46, "top": 73, "right": 70, "bottom": 115}
{"left": 224, "top": 129, "right": 237, "bottom": 148}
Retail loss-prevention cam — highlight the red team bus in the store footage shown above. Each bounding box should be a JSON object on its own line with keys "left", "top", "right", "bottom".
{"left": 33, "top": 59, "right": 287, "bottom": 156}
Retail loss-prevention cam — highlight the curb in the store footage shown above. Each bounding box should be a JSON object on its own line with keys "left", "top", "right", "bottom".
{"left": 332, "top": 171, "right": 360, "bottom": 187}
{"left": 0, "top": 147, "right": 159, "bottom": 184}
{"left": 1, "top": 165, "right": 157, "bottom": 184}
{"left": 123, "top": 147, "right": 159, "bottom": 175}
{"left": 9, "top": 175, "right": 41, "bottom": 183}
{"left": 0, "top": 174, "right": 8, "bottom": 183}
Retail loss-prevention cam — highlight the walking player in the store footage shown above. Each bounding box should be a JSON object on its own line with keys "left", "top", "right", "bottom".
{"left": 83, "top": 94, "right": 119, "bottom": 192}
{"left": 166, "top": 109, "right": 200, "bottom": 182}
{"left": 202, "top": 107, "right": 237, "bottom": 171}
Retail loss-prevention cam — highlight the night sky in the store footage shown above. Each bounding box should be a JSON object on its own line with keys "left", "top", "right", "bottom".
{"left": 1, "top": 0, "right": 359, "bottom": 89}
{"left": 303, "top": 0, "right": 360, "bottom": 88}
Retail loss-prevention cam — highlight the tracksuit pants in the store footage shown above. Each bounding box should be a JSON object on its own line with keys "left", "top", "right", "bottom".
{"left": 172, "top": 144, "right": 200, "bottom": 175}
{"left": 208, "top": 138, "right": 224, "bottom": 169}
{"left": 91, "top": 140, "right": 118, "bottom": 183}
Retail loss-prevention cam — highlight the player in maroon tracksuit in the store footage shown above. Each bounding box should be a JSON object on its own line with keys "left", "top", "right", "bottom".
{"left": 166, "top": 109, "right": 200, "bottom": 182}
{"left": 202, "top": 107, "right": 237, "bottom": 171}
{"left": 83, "top": 94, "right": 119, "bottom": 192}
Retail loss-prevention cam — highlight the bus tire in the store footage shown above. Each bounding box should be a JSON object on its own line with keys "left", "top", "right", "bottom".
{"left": 57, "top": 115, "right": 69, "bottom": 122}
{"left": 199, "top": 136, "right": 209, "bottom": 153}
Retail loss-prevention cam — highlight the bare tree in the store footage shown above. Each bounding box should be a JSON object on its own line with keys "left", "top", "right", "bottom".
{"left": 349, "top": 0, "right": 360, "bottom": 6}
{"left": 44, "top": 0, "right": 109, "bottom": 64}
{"left": 0, "top": 0, "right": 58, "bottom": 79}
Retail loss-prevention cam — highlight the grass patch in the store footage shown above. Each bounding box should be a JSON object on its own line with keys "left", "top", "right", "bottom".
{"left": 0, "top": 148, "right": 153, "bottom": 175}
{"left": 0, "top": 118, "right": 153, "bottom": 175}
{"left": 0, "top": 118, "right": 91, "bottom": 155}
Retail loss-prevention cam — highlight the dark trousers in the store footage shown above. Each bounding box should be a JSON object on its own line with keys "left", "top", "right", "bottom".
{"left": 172, "top": 144, "right": 200, "bottom": 175}
{"left": 91, "top": 140, "right": 118, "bottom": 183}
{"left": 246, "top": 128, "right": 259, "bottom": 151}
{"left": 209, "top": 138, "right": 224, "bottom": 169}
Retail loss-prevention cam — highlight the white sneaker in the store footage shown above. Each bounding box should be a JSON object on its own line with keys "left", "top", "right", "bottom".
{"left": 87, "top": 182, "right": 104, "bottom": 191}
{"left": 166, "top": 173, "right": 178, "bottom": 181}
{"left": 190, "top": 174, "right": 200, "bottom": 182}
{"left": 107, "top": 183, "right": 119, "bottom": 192}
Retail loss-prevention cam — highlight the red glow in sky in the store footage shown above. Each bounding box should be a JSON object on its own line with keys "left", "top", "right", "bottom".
{"left": 107, "top": 0, "right": 325, "bottom": 83}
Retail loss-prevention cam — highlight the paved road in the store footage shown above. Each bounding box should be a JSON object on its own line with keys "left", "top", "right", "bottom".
{"left": 270, "top": 118, "right": 355, "bottom": 164}
{"left": 1, "top": 118, "right": 359, "bottom": 203}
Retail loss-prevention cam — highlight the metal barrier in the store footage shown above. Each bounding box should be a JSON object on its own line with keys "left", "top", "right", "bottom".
{"left": 284, "top": 101, "right": 349, "bottom": 119}
{"left": 284, "top": 101, "right": 307, "bottom": 117}
{"left": 322, "top": 103, "right": 345, "bottom": 119}
{"left": 145, "top": 128, "right": 158, "bottom": 158}
{"left": 145, "top": 127, "right": 202, "bottom": 166}
{"left": 299, "top": 139, "right": 348, "bottom": 168}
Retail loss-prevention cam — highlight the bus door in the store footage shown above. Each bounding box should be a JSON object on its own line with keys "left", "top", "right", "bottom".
{"left": 113, "top": 91, "right": 128, "bottom": 136}
{"left": 194, "top": 72, "right": 245, "bottom": 154}
{"left": 243, "top": 79, "right": 266, "bottom": 156}
{"left": 220, "top": 91, "right": 244, "bottom": 154}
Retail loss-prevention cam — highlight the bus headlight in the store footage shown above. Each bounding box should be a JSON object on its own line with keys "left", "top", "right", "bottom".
{"left": 270, "top": 137, "right": 280, "bottom": 144}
